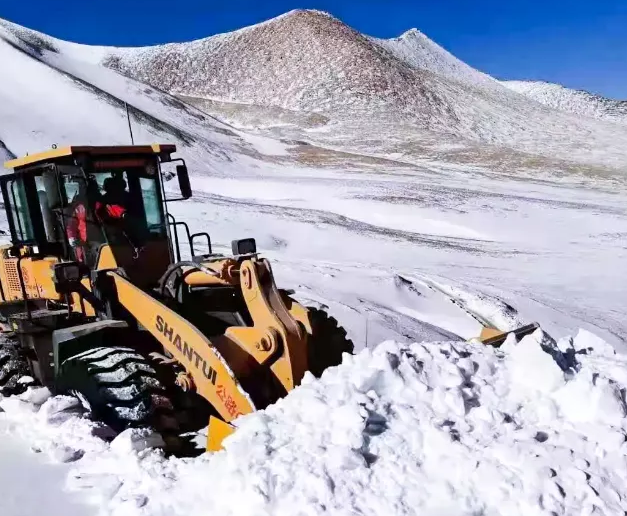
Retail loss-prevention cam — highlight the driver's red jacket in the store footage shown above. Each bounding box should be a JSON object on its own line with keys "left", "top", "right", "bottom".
{"left": 66, "top": 201, "right": 127, "bottom": 261}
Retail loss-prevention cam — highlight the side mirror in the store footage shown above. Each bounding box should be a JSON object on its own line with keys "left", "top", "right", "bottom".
{"left": 176, "top": 164, "right": 192, "bottom": 199}
{"left": 231, "top": 238, "right": 257, "bottom": 256}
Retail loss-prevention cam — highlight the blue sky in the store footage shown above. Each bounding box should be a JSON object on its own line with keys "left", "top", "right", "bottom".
{"left": 1, "top": 1, "right": 625, "bottom": 99}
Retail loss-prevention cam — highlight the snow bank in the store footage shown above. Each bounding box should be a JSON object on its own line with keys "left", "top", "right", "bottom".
{"left": 2, "top": 329, "right": 627, "bottom": 516}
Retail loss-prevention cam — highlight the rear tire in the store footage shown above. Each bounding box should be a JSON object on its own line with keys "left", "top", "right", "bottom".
{"left": 306, "top": 308, "right": 354, "bottom": 378}
{"left": 56, "top": 347, "right": 179, "bottom": 436}
{"left": 0, "top": 341, "right": 32, "bottom": 396}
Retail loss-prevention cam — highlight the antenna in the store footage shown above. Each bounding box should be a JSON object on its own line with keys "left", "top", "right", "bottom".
{"left": 125, "top": 102, "right": 135, "bottom": 145}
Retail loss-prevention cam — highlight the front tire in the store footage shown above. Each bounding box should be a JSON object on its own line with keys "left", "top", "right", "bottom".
{"left": 56, "top": 346, "right": 179, "bottom": 435}
{"left": 0, "top": 341, "right": 31, "bottom": 396}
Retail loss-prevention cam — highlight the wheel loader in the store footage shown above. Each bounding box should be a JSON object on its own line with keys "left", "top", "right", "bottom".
{"left": 0, "top": 144, "right": 354, "bottom": 451}
{"left": 0, "top": 144, "right": 540, "bottom": 452}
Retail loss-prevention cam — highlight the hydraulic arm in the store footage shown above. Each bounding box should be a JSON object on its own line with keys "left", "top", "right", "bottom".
{"left": 107, "top": 256, "right": 310, "bottom": 425}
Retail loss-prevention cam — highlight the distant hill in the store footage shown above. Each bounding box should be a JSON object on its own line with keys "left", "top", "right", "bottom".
{"left": 502, "top": 80, "right": 627, "bottom": 126}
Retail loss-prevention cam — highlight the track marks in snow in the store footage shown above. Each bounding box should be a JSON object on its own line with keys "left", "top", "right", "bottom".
{"left": 193, "top": 191, "right": 495, "bottom": 254}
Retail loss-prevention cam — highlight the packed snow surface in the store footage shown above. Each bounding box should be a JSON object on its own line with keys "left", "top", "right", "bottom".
{"left": 2, "top": 328, "right": 627, "bottom": 516}
{"left": 0, "top": 419, "right": 93, "bottom": 516}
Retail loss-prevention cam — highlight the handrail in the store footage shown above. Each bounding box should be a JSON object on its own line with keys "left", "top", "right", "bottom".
{"left": 167, "top": 213, "right": 193, "bottom": 261}
{"left": 167, "top": 214, "right": 212, "bottom": 261}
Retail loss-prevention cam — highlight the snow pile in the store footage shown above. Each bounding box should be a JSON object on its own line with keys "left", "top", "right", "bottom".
{"left": 2, "top": 328, "right": 627, "bottom": 515}
{"left": 503, "top": 80, "right": 627, "bottom": 126}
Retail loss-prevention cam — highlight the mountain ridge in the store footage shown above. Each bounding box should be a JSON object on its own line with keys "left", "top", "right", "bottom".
{"left": 1, "top": 10, "right": 627, "bottom": 173}
{"left": 502, "top": 80, "right": 627, "bottom": 125}
{"left": 93, "top": 9, "right": 627, "bottom": 170}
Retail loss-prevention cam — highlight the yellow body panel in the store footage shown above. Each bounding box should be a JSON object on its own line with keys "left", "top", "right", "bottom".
{"left": 4, "top": 144, "right": 177, "bottom": 170}
{"left": 184, "top": 270, "right": 234, "bottom": 287}
{"left": 0, "top": 252, "right": 62, "bottom": 302}
{"left": 96, "top": 245, "right": 118, "bottom": 269}
{"left": 4, "top": 146, "right": 75, "bottom": 169}
{"left": 478, "top": 327, "right": 506, "bottom": 343}
{"left": 70, "top": 277, "right": 97, "bottom": 317}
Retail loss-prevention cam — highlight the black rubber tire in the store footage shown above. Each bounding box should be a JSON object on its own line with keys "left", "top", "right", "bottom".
{"left": 0, "top": 342, "right": 31, "bottom": 396}
{"left": 306, "top": 307, "right": 354, "bottom": 378}
{"left": 56, "top": 346, "right": 179, "bottom": 435}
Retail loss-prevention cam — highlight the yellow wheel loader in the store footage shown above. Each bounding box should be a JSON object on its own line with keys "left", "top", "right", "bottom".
{"left": 0, "top": 144, "right": 541, "bottom": 452}
{"left": 0, "top": 144, "right": 353, "bottom": 451}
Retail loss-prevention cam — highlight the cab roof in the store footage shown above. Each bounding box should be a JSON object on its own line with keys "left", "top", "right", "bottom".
{"left": 4, "top": 144, "right": 177, "bottom": 170}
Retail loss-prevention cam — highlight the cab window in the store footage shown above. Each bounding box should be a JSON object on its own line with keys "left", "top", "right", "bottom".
{"left": 140, "top": 176, "right": 166, "bottom": 236}
{"left": 35, "top": 175, "right": 60, "bottom": 243}
{"left": 6, "top": 177, "right": 35, "bottom": 242}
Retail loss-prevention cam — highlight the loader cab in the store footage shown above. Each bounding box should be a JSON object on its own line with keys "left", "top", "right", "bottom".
{"left": 2, "top": 145, "right": 195, "bottom": 288}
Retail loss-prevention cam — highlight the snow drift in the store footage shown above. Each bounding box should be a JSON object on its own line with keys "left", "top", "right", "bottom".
{"left": 2, "top": 328, "right": 627, "bottom": 516}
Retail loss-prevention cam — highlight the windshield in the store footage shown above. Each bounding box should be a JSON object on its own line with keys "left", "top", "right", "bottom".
{"left": 57, "top": 158, "right": 167, "bottom": 265}
{"left": 61, "top": 161, "right": 166, "bottom": 238}
{"left": 92, "top": 162, "right": 166, "bottom": 238}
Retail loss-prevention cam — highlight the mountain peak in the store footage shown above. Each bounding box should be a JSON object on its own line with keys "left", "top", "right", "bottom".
{"left": 282, "top": 8, "right": 335, "bottom": 19}
{"left": 398, "top": 28, "right": 424, "bottom": 39}
{"left": 270, "top": 9, "right": 341, "bottom": 27}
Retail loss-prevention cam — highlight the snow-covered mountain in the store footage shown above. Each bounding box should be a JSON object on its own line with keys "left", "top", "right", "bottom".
{"left": 0, "top": 18, "right": 292, "bottom": 177}
{"left": 369, "top": 28, "right": 500, "bottom": 91}
{"left": 502, "top": 80, "right": 627, "bottom": 126}
{"left": 98, "top": 10, "right": 627, "bottom": 171}
{"left": 2, "top": 10, "right": 627, "bottom": 173}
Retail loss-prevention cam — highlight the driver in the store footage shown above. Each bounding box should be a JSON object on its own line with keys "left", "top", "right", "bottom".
{"left": 66, "top": 181, "right": 88, "bottom": 262}
{"left": 96, "top": 174, "right": 144, "bottom": 251}
{"left": 66, "top": 179, "right": 102, "bottom": 263}
{"left": 97, "top": 176, "right": 129, "bottom": 221}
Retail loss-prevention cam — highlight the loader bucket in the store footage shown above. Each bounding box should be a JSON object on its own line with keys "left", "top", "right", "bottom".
{"left": 207, "top": 416, "right": 236, "bottom": 452}
{"left": 478, "top": 322, "right": 540, "bottom": 347}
